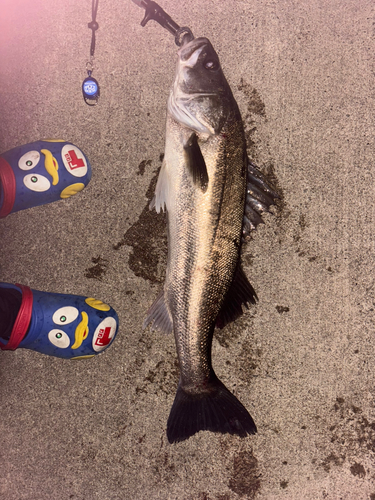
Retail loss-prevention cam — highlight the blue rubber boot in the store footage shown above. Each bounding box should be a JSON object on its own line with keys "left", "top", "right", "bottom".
{"left": 0, "top": 283, "right": 119, "bottom": 359}
{"left": 0, "top": 140, "right": 92, "bottom": 218}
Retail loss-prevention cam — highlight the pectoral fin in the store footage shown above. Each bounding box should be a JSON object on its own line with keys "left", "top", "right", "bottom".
{"left": 151, "top": 160, "right": 169, "bottom": 213}
{"left": 184, "top": 133, "right": 209, "bottom": 192}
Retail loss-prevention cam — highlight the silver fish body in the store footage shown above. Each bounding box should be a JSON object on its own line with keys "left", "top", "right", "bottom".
{"left": 145, "top": 37, "right": 277, "bottom": 443}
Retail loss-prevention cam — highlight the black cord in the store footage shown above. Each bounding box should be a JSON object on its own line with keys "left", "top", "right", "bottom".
{"left": 88, "top": 0, "right": 99, "bottom": 58}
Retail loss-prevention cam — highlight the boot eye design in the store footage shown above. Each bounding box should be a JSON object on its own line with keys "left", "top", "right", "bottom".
{"left": 18, "top": 151, "right": 40, "bottom": 170}
{"left": 23, "top": 173, "right": 51, "bottom": 192}
{"left": 48, "top": 329, "right": 70, "bottom": 348}
{"left": 52, "top": 306, "right": 79, "bottom": 325}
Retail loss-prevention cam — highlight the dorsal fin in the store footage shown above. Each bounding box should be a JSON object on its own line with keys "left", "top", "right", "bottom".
{"left": 242, "top": 160, "right": 279, "bottom": 241}
{"left": 183, "top": 133, "right": 209, "bottom": 192}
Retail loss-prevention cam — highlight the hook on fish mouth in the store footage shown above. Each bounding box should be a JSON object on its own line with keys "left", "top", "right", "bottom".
{"left": 175, "top": 27, "right": 194, "bottom": 47}
{"left": 132, "top": 0, "right": 194, "bottom": 46}
{"left": 177, "top": 37, "right": 211, "bottom": 62}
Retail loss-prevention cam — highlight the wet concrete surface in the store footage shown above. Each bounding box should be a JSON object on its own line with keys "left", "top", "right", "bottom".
{"left": 0, "top": 0, "right": 374, "bottom": 498}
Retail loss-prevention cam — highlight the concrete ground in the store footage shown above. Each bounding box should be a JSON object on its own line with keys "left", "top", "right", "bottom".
{"left": 0, "top": 0, "right": 374, "bottom": 498}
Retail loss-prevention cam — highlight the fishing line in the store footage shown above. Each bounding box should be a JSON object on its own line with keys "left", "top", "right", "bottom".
{"left": 82, "top": 0, "right": 100, "bottom": 106}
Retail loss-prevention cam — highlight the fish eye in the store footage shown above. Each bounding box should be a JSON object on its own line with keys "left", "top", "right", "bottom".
{"left": 204, "top": 60, "right": 219, "bottom": 71}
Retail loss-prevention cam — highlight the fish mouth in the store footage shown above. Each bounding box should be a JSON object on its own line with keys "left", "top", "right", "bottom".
{"left": 178, "top": 37, "right": 210, "bottom": 64}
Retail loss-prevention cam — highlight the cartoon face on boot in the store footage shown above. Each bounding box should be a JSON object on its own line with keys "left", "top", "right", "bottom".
{"left": 17, "top": 289, "right": 119, "bottom": 359}
{"left": 47, "top": 300, "right": 117, "bottom": 359}
{"left": 0, "top": 140, "right": 92, "bottom": 217}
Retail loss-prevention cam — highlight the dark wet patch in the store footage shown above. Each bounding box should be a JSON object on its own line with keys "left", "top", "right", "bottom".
{"left": 131, "top": 328, "right": 155, "bottom": 374}
{"left": 215, "top": 323, "right": 241, "bottom": 348}
{"left": 237, "top": 81, "right": 287, "bottom": 239}
{"left": 215, "top": 313, "right": 256, "bottom": 349}
{"left": 114, "top": 422, "right": 132, "bottom": 440}
{"left": 238, "top": 79, "right": 266, "bottom": 117}
{"left": 237, "top": 79, "right": 265, "bottom": 160}
{"left": 316, "top": 397, "right": 375, "bottom": 473}
{"left": 84, "top": 256, "right": 108, "bottom": 281}
{"left": 229, "top": 449, "right": 261, "bottom": 498}
{"left": 321, "top": 452, "right": 346, "bottom": 472}
{"left": 113, "top": 166, "right": 167, "bottom": 283}
{"left": 79, "top": 442, "right": 98, "bottom": 463}
{"left": 242, "top": 253, "right": 254, "bottom": 267}
{"left": 137, "top": 159, "right": 152, "bottom": 176}
{"left": 350, "top": 462, "right": 366, "bottom": 478}
{"left": 331, "top": 399, "right": 375, "bottom": 452}
{"left": 136, "top": 357, "right": 179, "bottom": 397}
{"left": 276, "top": 305, "right": 289, "bottom": 314}
{"left": 137, "top": 434, "right": 146, "bottom": 443}
{"left": 334, "top": 396, "right": 345, "bottom": 407}
{"left": 197, "top": 493, "right": 210, "bottom": 500}
{"left": 234, "top": 337, "right": 261, "bottom": 385}
{"left": 299, "top": 213, "right": 308, "bottom": 230}
{"left": 151, "top": 450, "right": 177, "bottom": 484}
{"left": 292, "top": 214, "right": 328, "bottom": 268}
{"left": 295, "top": 248, "right": 319, "bottom": 264}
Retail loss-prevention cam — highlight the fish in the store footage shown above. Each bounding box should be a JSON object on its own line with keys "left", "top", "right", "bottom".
{"left": 144, "top": 36, "right": 278, "bottom": 443}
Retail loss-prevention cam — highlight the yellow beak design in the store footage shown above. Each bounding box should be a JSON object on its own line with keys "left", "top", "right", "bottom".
{"left": 41, "top": 149, "right": 59, "bottom": 185}
{"left": 71, "top": 311, "right": 89, "bottom": 350}
{"left": 85, "top": 298, "right": 110, "bottom": 311}
{"left": 60, "top": 183, "right": 85, "bottom": 199}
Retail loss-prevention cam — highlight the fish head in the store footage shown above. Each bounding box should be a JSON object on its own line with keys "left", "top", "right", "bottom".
{"left": 168, "top": 37, "right": 234, "bottom": 136}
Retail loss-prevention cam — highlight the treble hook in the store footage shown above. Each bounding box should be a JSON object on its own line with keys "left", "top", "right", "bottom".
{"left": 131, "top": 0, "right": 194, "bottom": 46}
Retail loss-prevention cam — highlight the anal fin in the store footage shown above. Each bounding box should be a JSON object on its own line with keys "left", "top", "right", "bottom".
{"left": 215, "top": 265, "right": 257, "bottom": 329}
{"left": 143, "top": 289, "right": 173, "bottom": 334}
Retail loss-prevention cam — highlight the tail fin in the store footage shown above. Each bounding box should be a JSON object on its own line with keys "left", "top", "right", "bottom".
{"left": 167, "top": 378, "right": 257, "bottom": 443}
